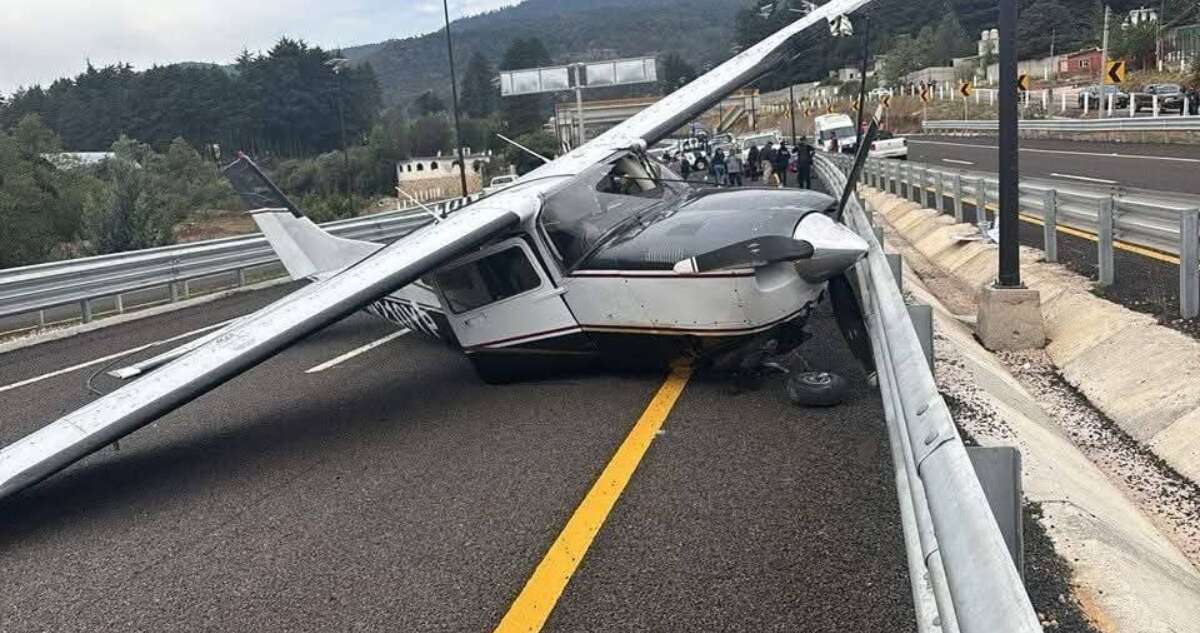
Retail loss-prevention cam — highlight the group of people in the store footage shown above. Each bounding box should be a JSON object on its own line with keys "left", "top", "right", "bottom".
{"left": 666, "top": 138, "right": 815, "bottom": 190}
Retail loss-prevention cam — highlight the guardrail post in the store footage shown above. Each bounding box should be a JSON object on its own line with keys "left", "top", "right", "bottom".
{"left": 907, "top": 303, "right": 934, "bottom": 370}
{"left": 80, "top": 299, "right": 92, "bottom": 324}
{"left": 237, "top": 268, "right": 247, "bottom": 287}
{"left": 1098, "top": 197, "right": 1115, "bottom": 286}
{"left": 114, "top": 294, "right": 124, "bottom": 315}
{"left": 886, "top": 252, "right": 903, "bottom": 291}
{"left": 1182, "top": 209, "right": 1199, "bottom": 319}
{"left": 935, "top": 171, "right": 945, "bottom": 214}
{"left": 976, "top": 177, "right": 988, "bottom": 226}
{"left": 182, "top": 280, "right": 190, "bottom": 299}
{"left": 953, "top": 174, "right": 964, "bottom": 223}
{"left": 1042, "top": 189, "right": 1058, "bottom": 263}
{"left": 38, "top": 310, "right": 46, "bottom": 329}
{"left": 170, "top": 282, "right": 180, "bottom": 303}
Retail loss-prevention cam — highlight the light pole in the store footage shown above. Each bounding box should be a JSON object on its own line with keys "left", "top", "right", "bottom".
{"left": 997, "top": 0, "right": 1020, "bottom": 287}
{"left": 442, "top": 0, "right": 470, "bottom": 199}
{"left": 326, "top": 58, "right": 352, "bottom": 196}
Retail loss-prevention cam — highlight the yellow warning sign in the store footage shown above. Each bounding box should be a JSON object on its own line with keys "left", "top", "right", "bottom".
{"left": 959, "top": 81, "right": 973, "bottom": 98}
{"left": 1105, "top": 60, "right": 1127, "bottom": 85}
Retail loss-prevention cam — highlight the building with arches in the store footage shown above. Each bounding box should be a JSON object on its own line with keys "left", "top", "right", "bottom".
{"left": 396, "top": 151, "right": 492, "bottom": 203}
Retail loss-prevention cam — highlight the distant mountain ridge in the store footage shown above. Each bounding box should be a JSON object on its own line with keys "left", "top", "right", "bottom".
{"left": 342, "top": 0, "right": 740, "bottom": 107}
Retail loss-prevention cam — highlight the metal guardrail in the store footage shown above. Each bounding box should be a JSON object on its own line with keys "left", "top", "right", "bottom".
{"left": 832, "top": 153, "right": 1200, "bottom": 318}
{"left": 925, "top": 118, "right": 1200, "bottom": 132}
{"left": 814, "top": 154, "right": 1041, "bottom": 633}
{"left": 0, "top": 198, "right": 470, "bottom": 325}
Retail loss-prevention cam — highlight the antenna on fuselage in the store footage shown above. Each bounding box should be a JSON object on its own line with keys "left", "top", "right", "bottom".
{"left": 496, "top": 133, "right": 551, "bottom": 165}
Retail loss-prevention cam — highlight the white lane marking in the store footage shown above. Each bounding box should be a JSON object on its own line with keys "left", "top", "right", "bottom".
{"left": 941, "top": 158, "right": 975, "bottom": 166}
{"left": 911, "top": 139, "right": 1200, "bottom": 164}
{"left": 0, "top": 320, "right": 232, "bottom": 395}
{"left": 305, "top": 329, "right": 410, "bottom": 374}
{"left": 1050, "top": 172, "right": 1120, "bottom": 185}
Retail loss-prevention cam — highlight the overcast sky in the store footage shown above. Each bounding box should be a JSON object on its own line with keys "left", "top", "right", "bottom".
{"left": 0, "top": 0, "right": 522, "bottom": 96}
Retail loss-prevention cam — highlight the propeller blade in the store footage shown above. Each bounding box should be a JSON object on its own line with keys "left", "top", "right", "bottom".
{"left": 828, "top": 272, "right": 875, "bottom": 373}
{"left": 673, "top": 236, "right": 814, "bottom": 274}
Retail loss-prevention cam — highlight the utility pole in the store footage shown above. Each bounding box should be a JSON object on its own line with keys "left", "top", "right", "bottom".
{"left": 854, "top": 14, "right": 871, "bottom": 148}
{"left": 326, "top": 58, "right": 351, "bottom": 196}
{"left": 442, "top": 0, "right": 469, "bottom": 199}
{"left": 789, "top": 84, "right": 797, "bottom": 145}
{"left": 998, "top": 0, "right": 1021, "bottom": 287}
{"left": 1100, "top": 4, "right": 1111, "bottom": 117}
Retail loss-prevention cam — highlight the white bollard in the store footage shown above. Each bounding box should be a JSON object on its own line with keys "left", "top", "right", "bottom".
{"left": 1042, "top": 89, "right": 1048, "bottom": 109}
{"left": 1061, "top": 91, "right": 1067, "bottom": 113}
{"left": 1130, "top": 95, "right": 1136, "bottom": 118}
{"left": 1083, "top": 93, "right": 1090, "bottom": 116}
{"left": 1153, "top": 94, "right": 1159, "bottom": 117}
{"left": 1107, "top": 93, "right": 1114, "bottom": 116}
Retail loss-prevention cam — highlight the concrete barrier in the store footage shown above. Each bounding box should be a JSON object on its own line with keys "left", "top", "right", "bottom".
{"left": 864, "top": 186, "right": 1200, "bottom": 485}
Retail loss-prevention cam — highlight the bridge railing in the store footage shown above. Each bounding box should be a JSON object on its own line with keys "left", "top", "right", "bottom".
{"left": 837, "top": 153, "right": 1200, "bottom": 319}
{"left": 924, "top": 117, "right": 1200, "bottom": 132}
{"left": 815, "top": 153, "right": 1042, "bottom": 633}
{"left": 0, "top": 198, "right": 470, "bottom": 329}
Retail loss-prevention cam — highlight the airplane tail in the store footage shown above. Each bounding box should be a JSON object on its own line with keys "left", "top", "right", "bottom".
{"left": 223, "top": 154, "right": 378, "bottom": 280}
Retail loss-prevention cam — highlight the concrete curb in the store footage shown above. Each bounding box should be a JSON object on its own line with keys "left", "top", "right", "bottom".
{"left": 863, "top": 186, "right": 1200, "bottom": 485}
{"left": 0, "top": 277, "right": 294, "bottom": 357}
{"left": 907, "top": 272, "right": 1200, "bottom": 633}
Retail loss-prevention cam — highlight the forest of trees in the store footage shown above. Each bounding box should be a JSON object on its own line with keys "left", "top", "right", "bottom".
{"left": 0, "top": 39, "right": 381, "bottom": 157}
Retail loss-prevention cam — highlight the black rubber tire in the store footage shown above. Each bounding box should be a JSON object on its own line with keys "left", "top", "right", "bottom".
{"left": 786, "top": 371, "right": 849, "bottom": 407}
{"left": 693, "top": 159, "right": 708, "bottom": 172}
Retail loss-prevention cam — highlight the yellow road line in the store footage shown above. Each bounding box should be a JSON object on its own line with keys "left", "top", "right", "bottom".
{"left": 494, "top": 365, "right": 692, "bottom": 633}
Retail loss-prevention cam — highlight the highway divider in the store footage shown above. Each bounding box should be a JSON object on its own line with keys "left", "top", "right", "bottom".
{"left": 815, "top": 154, "right": 1041, "bottom": 633}
{"left": 0, "top": 198, "right": 472, "bottom": 330}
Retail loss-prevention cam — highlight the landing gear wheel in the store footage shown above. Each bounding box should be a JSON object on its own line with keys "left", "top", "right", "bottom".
{"left": 786, "top": 371, "right": 848, "bottom": 407}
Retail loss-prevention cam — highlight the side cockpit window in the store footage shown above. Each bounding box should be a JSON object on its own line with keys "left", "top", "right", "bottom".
{"left": 435, "top": 246, "right": 541, "bottom": 314}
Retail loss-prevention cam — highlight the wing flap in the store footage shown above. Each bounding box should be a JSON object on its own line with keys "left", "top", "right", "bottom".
{"left": 0, "top": 205, "right": 518, "bottom": 501}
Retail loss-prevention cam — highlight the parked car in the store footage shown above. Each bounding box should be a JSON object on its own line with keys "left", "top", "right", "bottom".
{"left": 1134, "top": 84, "right": 1187, "bottom": 113}
{"left": 481, "top": 174, "right": 518, "bottom": 197}
{"left": 1077, "top": 85, "right": 1128, "bottom": 109}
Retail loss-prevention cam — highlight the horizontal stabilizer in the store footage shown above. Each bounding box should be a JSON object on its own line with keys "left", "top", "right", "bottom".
{"left": 0, "top": 205, "right": 518, "bottom": 502}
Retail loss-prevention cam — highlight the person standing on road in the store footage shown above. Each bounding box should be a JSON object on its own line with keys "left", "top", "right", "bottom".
{"left": 747, "top": 145, "right": 760, "bottom": 181}
{"left": 727, "top": 152, "right": 743, "bottom": 186}
{"left": 761, "top": 143, "right": 776, "bottom": 186}
{"left": 713, "top": 149, "right": 728, "bottom": 186}
{"left": 795, "top": 138, "right": 814, "bottom": 189}
{"left": 773, "top": 141, "right": 790, "bottom": 188}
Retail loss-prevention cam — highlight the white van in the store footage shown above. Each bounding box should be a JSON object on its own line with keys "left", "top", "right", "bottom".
{"left": 813, "top": 114, "right": 857, "bottom": 153}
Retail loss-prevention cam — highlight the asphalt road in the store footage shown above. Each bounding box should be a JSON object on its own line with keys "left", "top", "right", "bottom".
{"left": 0, "top": 286, "right": 911, "bottom": 631}
{"left": 908, "top": 136, "right": 1200, "bottom": 195}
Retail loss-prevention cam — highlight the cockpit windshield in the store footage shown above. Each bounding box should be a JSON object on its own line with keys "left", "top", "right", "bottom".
{"left": 539, "top": 153, "right": 676, "bottom": 269}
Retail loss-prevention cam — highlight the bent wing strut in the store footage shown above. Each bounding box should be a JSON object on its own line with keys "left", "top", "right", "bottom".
{"left": 0, "top": 205, "right": 517, "bottom": 501}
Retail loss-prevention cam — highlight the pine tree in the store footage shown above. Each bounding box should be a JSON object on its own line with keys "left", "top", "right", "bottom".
{"left": 460, "top": 52, "right": 497, "bottom": 118}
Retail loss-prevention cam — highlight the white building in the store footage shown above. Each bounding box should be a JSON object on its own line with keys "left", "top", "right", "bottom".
{"left": 396, "top": 151, "right": 492, "bottom": 203}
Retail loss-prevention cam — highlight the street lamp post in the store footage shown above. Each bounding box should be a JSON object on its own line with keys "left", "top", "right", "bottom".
{"left": 442, "top": 0, "right": 470, "bottom": 199}
{"left": 326, "top": 58, "right": 352, "bottom": 196}
{"left": 997, "top": 0, "right": 1021, "bottom": 287}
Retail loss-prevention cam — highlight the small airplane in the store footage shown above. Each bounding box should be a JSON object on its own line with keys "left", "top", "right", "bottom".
{"left": 0, "top": 0, "right": 878, "bottom": 503}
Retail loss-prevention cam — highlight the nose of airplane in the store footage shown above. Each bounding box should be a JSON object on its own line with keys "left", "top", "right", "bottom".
{"left": 792, "top": 212, "right": 869, "bottom": 283}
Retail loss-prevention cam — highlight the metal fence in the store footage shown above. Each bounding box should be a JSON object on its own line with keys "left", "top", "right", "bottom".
{"left": 925, "top": 118, "right": 1200, "bottom": 133}
{"left": 814, "top": 154, "right": 1041, "bottom": 633}
{"left": 830, "top": 153, "right": 1200, "bottom": 318}
{"left": 0, "top": 198, "right": 470, "bottom": 327}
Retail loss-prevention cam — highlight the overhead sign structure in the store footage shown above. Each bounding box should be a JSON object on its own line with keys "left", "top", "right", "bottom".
{"left": 498, "top": 56, "right": 658, "bottom": 96}
{"left": 1016, "top": 73, "right": 1029, "bottom": 92}
{"left": 829, "top": 14, "right": 854, "bottom": 37}
{"left": 1105, "top": 60, "right": 1127, "bottom": 85}
{"left": 499, "top": 56, "right": 658, "bottom": 147}
{"left": 959, "top": 81, "right": 973, "bottom": 98}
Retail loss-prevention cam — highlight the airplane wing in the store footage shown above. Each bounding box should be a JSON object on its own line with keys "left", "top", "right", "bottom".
{"left": 526, "top": 0, "right": 874, "bottom": 180}
{"left": 0, "top": 205, "right": 518, "bottom": 501}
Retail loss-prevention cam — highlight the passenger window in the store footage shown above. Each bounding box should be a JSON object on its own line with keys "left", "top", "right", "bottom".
{"left": 435, "top": 246, "right": 541, "bottom": 314}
